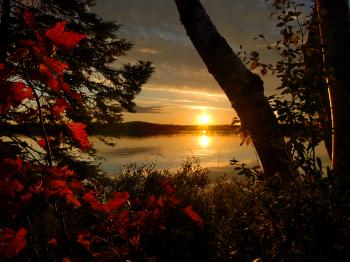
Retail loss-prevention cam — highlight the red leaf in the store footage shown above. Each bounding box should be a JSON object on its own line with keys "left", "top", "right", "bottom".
{"left": 46, "top": 21, "right": 87, "bottom": 49}
{"left": 103, "top": 192, "right": 129, "bottom": 212}
{"left": 49, "top": 179, "right": 66, "bottom": 189}
{"left": 47, "top": 76, "right": 60, "bottom": 92}
{"left": 61, "top": 81, "right": 70, "bottom": 92}
{"left": 23, "top": 11, "right": 38, "bottom": 30}
{"left": 83, "top": 192, "right": 101, "bottom": 210}
{"left": 37, "top": 138, "right": 46, "bottom": 149}
{"left": 77, "top": 232, "right": 91, "bottom": 251}
{"left": 63, "top": 189, "right": 81, "bottom": 207}
{"left": 168, "top": 195, "right": 181, "bottom": 207}
{"left": 8, "top": 179, "right": 24, "bottom": 197}
{"left": 183, "top": 205, "right": 203, "bottom": 227}
{"left": 37, "top": 137, "right": 54, "bottom": 150}
{"left": 67, "top": 90, "right": 81, "bottom": 101}
{"left": 117, "top": 210, "right": 129, "bottom": 225}
{"left": 11, "top": 82, "right": 33, "bottom": 102}
{"left": 0, "top": 227, "right": 27, "bottom": 257}
{"left": 0, "top": 64, "right": 4, "bottom": 70}
{"left": 21, "top": 192, "right": 33, "bottom": 202}
{"left": 0, "top": 82, "right": 33, "bottom": 113}
{"left": 14, "top": 228, "right": 28, "bottom": 254}
{"left": 44, "top": 57, "right": 69, "bottom": 75}
{"left": 62, "top": 258, "right": 71, "bottom": 262}
{"left": 52, "top": 97, "right": 69, "bottom": 117}
{"left": 48, "top": 238, "right": 58, "bottom": 246}
{"left": 157, "top": 196, "right": 165, "bottom": 208}
{"left": 49, "top": 166, "right": 75, "bottom": 178}
{"left": 148, "top": 195, "right": 156, "bottom": 205}
{"left": 66, "top": 122, "right": 91, "bottom": 150}
{"left": 69, "top": 180, "right": 83, "bottom": 190}
{"left": 130, "top": 210, "right": 147, "bottom": 227}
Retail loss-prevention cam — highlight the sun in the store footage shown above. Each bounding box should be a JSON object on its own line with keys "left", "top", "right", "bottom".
{"left": 197, "top": 112, "right": 211, "bottom": 125}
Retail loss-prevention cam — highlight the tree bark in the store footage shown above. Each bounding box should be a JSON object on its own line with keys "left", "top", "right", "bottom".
{"left": 174, "top": 0, "right": 291, "bottom": 177}
{"left": 321, "top": 0, "right": 350, "bottom": 184}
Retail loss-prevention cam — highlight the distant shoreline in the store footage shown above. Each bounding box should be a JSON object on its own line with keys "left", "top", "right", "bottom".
{"left": 88, "top": 121, "right": 240, "bottom": 137}
{"left": 0, "top": 121, "right": 240, "bottom": 137}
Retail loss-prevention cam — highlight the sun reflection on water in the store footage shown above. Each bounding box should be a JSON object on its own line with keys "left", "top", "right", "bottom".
{"left": 198, "top": 132, "right": 211, "bottom": 148}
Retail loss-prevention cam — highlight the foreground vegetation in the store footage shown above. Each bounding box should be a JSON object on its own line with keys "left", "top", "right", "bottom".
{"left": 44, "top": 158, "right": 350, "bottom": 261}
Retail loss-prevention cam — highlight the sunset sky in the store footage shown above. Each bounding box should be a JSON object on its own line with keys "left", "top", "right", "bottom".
{"left": 94, "top": 0, "right": 288, "bottom": 125}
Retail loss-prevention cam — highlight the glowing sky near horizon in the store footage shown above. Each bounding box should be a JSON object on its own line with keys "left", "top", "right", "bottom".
{"left": 94, "top": 0, "right": 306, "bottom": 124}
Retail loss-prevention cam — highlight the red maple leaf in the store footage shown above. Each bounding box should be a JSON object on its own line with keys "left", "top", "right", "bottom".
{"left": 49, "top": 179, "right": 67, "bottom": 189}
{"left": 168, "top": 195, "right": 181, "bottom": 207}
{"left": 8, "top": 179, "right": 24, "bottom": 198}
{"left": 14, "top": 228, "right": 28, "bottom": 254}
{"left": 66, "top": 122, "right": 91, "bottom": 150}
{"left": 183, "top": 205, "right": 203, "bottom": 227}
{"left": 83, "top": 192, "right": 101, "bottom": 211}
{"left": 37, "top": 137, "right": 55, "bottom": 150}
{"left": 44, "top": 57, "right": 69, "bottom": 75}
{"left": 52, "top": 97, "right": 69, "bottom": 117}
{"left": 11, "top": 82, "right": 33, "bottom": 101}
{"left": 45, "top": 21, "right": 87, "bottom": 49}
{"left": 77, "top": 232, "right": 92, "bottom": 251}
{"left": 37, "top": 138, "right": 46, "bottom": 149}
{"left": 69, "top": 180, "right": 83, "bottom": 190}
{"left": 49, "top": 166, "right": 75, "bottom": 178}
{"left": 48, "top": 238, "right": 58, "bottom": 246}
{"left": 47, "top": 75, "right": 60, "bottom": 92}
{"left": 23, "top": 11, "right": 38, "bottom": 31}
{"left": 102, "top": 192, "right": 129, "bottom": 212}
{"left": 61, "top": 188, "right": 81, "bottom": 207}
{"left": 117, "top": 210, "right": 129, "bottom": 225}
{"left": 0, "top": 227, "right": 28, "bottom": 257}
{"left": 0, "top": 82, "right": 33, "bottom": 114}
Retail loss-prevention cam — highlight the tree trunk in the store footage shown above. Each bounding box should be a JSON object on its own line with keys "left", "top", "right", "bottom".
{"left": 174, "top": 0, "right": 291, "bottom": 177}
{"left": 321, "top": 0, "right": 350, "bottom": 184}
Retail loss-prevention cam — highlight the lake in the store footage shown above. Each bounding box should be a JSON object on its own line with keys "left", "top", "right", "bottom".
{"left": 93, "top": 131, "right": 259, "bottom": 178}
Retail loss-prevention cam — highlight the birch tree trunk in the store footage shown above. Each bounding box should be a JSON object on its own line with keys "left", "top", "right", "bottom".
{"left": 174, "top": 0, "right": 291, "bottom": 177}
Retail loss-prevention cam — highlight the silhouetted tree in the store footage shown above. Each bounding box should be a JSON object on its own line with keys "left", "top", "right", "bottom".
{"left": 0, "top": 0, "right": 153, "bottom": 164}
{"left": 0, "top": 0, "right": 153, "bottom": 126}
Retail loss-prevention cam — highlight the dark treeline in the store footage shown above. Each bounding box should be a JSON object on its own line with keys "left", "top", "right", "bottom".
{"left": 0, "top": 121, "right": 239, "bottom": 137}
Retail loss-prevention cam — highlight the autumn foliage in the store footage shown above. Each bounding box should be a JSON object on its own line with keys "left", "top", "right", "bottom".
{"left": 0, "top": 11, "right": 203, "bottom": 261}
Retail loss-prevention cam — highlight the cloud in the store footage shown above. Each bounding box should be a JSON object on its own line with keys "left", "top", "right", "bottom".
{"left": 93, "top": 0, "right": 287, "bottom": 123}
{"left": 137, "top": 47, "right": 159, "bottom": 54}
{"left": 131, "top": 105, "right": 165, "bottom": 114}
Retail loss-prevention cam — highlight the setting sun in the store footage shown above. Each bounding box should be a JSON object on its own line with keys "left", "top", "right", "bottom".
{"left": 197, "top": 112, "right": 211, "bottom": 125}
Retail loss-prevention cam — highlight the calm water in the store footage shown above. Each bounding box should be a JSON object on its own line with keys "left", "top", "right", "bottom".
{"left": 93, "top": 132, "right": 259, "bottom": 177}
